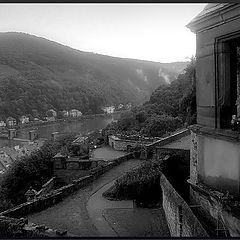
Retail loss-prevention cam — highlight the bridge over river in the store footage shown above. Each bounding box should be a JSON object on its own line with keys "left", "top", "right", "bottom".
{"left": 26, "top": 158, "right": 170, "bottom": 237}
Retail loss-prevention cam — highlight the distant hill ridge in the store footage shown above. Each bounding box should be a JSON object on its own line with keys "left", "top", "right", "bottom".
{"left": 0, "top": 32, "right": 188, "bottom": 119}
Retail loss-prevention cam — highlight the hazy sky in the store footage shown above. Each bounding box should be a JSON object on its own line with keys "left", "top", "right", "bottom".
{"left": 0, "top": 4, "right": 206, "bottom": 63}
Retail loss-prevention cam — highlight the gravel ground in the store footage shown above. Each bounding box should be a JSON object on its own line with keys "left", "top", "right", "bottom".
{"left": 27, "top": 159, "right": 142, "bottom": 236}
{"left": 87, "top": 176, "right": 170, "bottom": 237}
{"left": 102, "top": 208, "right": 170, "bottom": 237}
{"left": 91, "top": 146, "right": 126, "bottom": 161}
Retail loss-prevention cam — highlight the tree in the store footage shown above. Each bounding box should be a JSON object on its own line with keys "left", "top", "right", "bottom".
{"left": 46, "top": 110, "right": 54, "bottom": 117}
{"left": 142, "top": 114, "right": 182, "bottom": 137}
{"left": 32, "top": 109, "right": 40, "bottom": 118}
{"left": 135, "top": 110, "right": 148, "bottom": 124}
{"left": 26, "top": 114, "right": 34, "bottom": 121}
{"left": 0, "top": 134, "right": 77, "bottom": 208}
{"left": 179, "top": 57, "right": 196, "bottom": 124}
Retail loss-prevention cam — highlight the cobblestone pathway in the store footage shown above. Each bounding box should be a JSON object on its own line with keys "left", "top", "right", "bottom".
{"left": 27, "top": 159, "right": 142, "bottom": 236}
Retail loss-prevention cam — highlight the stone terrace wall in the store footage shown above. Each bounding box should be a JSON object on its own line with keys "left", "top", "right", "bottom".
{"left": 0, "top": 216, "right": 75, "bottom": 237}
{"left": 0, "top": 191, "right": 63, "bottom": 219}
{"left": 0, "top": 153, "right": 133, "bottom": 219}
{"left": 109, "top": 137, "right": 138, "bottom": 151}
{"left": 160, "top": 174, "right": 208, "bottom": 237}
{"left": 54, "top": 169, "right": 90, "bottom": 184}
{"left": 147, "top": 129, "right": 190, "bottom": 151}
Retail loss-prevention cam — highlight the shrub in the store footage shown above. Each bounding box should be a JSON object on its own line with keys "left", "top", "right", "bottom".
{"left": 102, "top": 160, "right": 166, "bottom": 206}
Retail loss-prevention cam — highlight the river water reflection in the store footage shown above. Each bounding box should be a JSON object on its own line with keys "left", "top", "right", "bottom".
{"left": 0, "top": 114, "right": 120, "bottom": 147}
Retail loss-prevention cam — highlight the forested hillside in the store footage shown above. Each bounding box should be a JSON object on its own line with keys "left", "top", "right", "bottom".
{"left": 105, "top": 58, "right": 196, "bottom": 137}
{"left": 0, "top": 32, "right": 188, "bottom": 119}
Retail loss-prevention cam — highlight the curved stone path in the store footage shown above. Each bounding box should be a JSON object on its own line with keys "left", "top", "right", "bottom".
{"left": 87, "top": 173, "right": 135, "bottom": 236}
{"left": 87, "top": 175, "right": 170, "bottom": 237}
{"left": 27, "top": 158, "right": 170, "bottom": 237}
{"left": 27, "top": 159, "right": 142, "bottom": 236}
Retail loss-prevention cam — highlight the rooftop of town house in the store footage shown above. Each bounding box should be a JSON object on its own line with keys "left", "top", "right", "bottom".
{"left": 53, "top": 152, "right": 67, "bottom": 158}
{"left": 21, "top": 141, "right": 44, "bottom": 154}
{"left": 109, "top": 134, "right": 161, "bottom": 142}
{"left": 0, "top": 140, "right": 45, "bottom": 165}
{"left": 72, "top": 136, "right": 89, "bottom": 144}
{"left": 6, "top": 117, "right": 16, "bottom": 120}
{"left": 67, "top": 158, "right": 103, "bottom": 163}
{"left": 109, "top": 135, "right": 121, "bottom": 141}
{"left": 69, "top": 109, "right": 80, "bottom": 112}
{"left": 0, "top": 147, "right": 20, "bottom": 161}
{"left": 102, "top": 106, "right": 115, "bottom": 109}
{"left": 0, "top": 161, "right": 5, "bottom": 174}
{"left": 0, "top": 151, "right": 12, "bottom": 168}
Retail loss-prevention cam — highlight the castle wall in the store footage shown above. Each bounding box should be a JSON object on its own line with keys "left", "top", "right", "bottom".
{"left": 108, "top": 137, "right": 137, "bottom": 151}
{"left": 160, "top": 174, "right": 208, "bottom": 237}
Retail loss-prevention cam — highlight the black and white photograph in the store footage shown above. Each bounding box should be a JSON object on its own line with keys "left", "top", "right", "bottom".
{"left": 0, "top": 2, "right": 239, "bottom": 238}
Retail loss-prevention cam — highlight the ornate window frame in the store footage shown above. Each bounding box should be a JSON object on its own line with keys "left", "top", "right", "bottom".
{"left": 215, "top": 30, "right": 240, "bottom": 128}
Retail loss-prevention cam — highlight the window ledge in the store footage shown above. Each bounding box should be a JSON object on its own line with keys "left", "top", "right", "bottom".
{"left": 188, "top": 124, "right": 240, "bottom": 142}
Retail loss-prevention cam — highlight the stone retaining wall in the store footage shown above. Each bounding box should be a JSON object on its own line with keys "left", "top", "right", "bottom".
{"left": 160, "top": 173, "right": 208, "bottom": 237}
{"left": 0, "top": 153, "right": 133, "bottom": 219}
{"left": 54, "top": 169, "right": 91, "bottom": 184}
{"left": 147, "top": 129, "right": 190, "bottom": 151}
{"left": 0, "top": 216, "right": 75, "bottom": 237}
{"left": 109, "top": 137, "right": 139, "bottom": 151}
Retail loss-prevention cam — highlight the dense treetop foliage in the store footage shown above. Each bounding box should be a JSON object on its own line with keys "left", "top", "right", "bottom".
{"left": 0, "top": 32, "right": 188, "bottom": 120}
{"left": 104, "top": 58, "right": 196, "bottom": 137}
{"left": 0, "top": 134, "right": 77, "bottom": 211}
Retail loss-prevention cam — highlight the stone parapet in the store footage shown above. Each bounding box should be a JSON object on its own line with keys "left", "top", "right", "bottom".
{"left": 147, "top": 128, "right": 190, "bottom": 151}
{"left": 160, "top": 173, "right": 209, "bottom": 237}
{"left": 0, "top": 153, "right": 133, "bottom": 219}
{"left": 0, "top": 215, "right": 76, "bottom": 237}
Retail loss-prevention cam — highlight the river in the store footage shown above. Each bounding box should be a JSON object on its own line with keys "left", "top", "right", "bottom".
{"left": 0, "top": 113, "right": 121, "bottom": 148}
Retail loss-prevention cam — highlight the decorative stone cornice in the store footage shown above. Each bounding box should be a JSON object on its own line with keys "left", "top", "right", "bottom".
{"left": 186, "top": 3, "right": 240, "bottom": 34}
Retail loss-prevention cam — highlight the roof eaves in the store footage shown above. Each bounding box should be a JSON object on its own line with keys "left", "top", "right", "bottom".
{"left": 186, "top": 3, "right": 237, "bottom": 33}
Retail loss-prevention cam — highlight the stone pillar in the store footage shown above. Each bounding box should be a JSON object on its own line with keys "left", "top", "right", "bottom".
{"left": 29, "top": 130, "right": 38, "bottom": 141}
{"left": 25, "top": 187, "right": 37, "bottom": 201}
{"left": 190, "top": 131, "right": 199, "bottom": 184}
{"left": 52, "top": 132, "right": 59, "bottom": 141}
{"left": 8, "top": 129, "right": 16, "bottom": 140}
{"left": 140, "top": 147, "right": 148, "bottom": 160}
